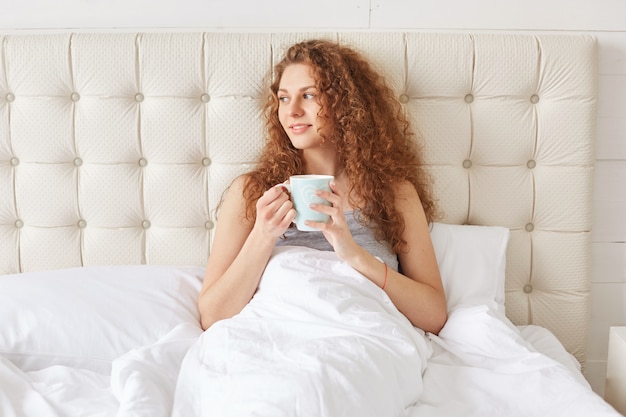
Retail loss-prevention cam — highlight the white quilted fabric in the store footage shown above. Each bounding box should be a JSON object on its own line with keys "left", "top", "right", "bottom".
{"left": 0, "top": 32, "right": 597, "bottom": 365}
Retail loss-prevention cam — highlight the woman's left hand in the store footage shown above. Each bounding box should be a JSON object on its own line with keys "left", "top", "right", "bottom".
{"left": 305, "top": 181, "right": 360, "bottom": 261}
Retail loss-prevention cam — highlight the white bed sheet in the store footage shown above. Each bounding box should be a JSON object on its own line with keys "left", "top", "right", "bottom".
{"left": 0, "top": 248, "right": 619, "bottom": 417}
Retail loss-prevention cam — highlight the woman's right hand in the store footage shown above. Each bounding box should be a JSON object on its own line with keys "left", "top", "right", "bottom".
{"left": 253, "top": 185, "right": 296, "bottom": 238}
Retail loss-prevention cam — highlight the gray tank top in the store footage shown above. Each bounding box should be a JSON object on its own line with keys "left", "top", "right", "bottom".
{"left": 275, "top": 211, "right": 399, "bottom": 271}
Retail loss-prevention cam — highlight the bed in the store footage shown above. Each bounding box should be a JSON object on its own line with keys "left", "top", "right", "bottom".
{"left": 0, "top": 31, "right": 620, "bottom": 416}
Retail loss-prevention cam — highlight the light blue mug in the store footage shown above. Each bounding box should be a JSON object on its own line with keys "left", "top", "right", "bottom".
{"left": 284, "top": 175, "right": 334, "bottom": 231}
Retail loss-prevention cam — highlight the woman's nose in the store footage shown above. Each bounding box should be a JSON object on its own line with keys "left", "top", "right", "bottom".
{"left": 288, "top": 98, "right": 303, "bottom": 116}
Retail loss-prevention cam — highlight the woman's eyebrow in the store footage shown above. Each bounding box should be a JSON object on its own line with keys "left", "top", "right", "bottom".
{"left": 277, "top": 85, "right": 317, "bottom": 93}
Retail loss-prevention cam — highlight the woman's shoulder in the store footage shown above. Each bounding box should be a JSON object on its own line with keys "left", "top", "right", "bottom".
{"left": 231, "top": 172, "right": 277, "bottom": 193}
{"left": 216, "top": 175, "right": 251, "bottom": 219}
{"left": 393, "top": 180, "right": 420, "bottom": 199}
{"left": 225, "top": 173, "right": 258, "bottom": 199}
{"left": 230, "top": 173, "right": 251, "bottom": 188}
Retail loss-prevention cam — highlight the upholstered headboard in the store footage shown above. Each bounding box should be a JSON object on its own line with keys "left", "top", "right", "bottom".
{"left": 0, "top": 32, "right": 597, "bottom": 364}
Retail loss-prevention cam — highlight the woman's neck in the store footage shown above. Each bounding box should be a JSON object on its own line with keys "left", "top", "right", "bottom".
{"left": 302, "top": 149, "right": 341, "bottom": 176}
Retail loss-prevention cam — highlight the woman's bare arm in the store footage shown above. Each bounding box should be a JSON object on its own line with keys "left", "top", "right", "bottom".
{"left": 197, "top": 176, "right": 295, "bottom": 330}
{"left": 384, "top": 182, "right": 447, "bottom": 333}
{"left": 313, "top": 181, "right": 447, "bottom": 334}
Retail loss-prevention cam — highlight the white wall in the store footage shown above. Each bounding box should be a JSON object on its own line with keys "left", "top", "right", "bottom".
{"left": 2, "top": 0, "right": 625, "bottom": 397}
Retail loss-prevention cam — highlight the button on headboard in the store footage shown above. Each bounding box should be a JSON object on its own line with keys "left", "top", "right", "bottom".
{"left": 0, "top": 32, "right": 597, "bottom": 364}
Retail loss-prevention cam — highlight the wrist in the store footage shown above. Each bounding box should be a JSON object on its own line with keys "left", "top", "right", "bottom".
{"left": 345, "top": 247, "right": 388, "bottom": 289}
{"left": 247, "top": 226, "right": 280, "bottom": 251}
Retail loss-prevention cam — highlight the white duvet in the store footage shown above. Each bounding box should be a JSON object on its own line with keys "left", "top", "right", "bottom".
{"left": 172, "top": 247, "right": 430, "bottom": 417}
{"left": 0, "top": 247, "right": 620, "bottom": 417}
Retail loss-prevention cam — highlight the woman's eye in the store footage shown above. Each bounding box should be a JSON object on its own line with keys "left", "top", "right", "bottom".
{"left": 303, "top": 93, "right": 315, "bottom": 99}
{"left": 278, "top": 96, "right": 289, "bottom": 103}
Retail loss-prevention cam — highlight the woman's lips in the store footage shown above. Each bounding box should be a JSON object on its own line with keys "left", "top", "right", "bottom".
{"left": 289, "top": 123, "right": 312, "bottom": 133}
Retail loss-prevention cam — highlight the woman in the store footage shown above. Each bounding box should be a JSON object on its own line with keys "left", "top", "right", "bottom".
{"left": 197, "top": 39, "right": 447, "bottom": 335}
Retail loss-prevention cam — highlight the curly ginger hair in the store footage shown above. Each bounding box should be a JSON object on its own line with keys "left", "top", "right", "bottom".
{"left": 241, "top": 39, "right": 437, "bottom": 253}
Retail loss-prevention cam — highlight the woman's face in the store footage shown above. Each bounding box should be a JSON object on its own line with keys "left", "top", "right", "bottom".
{"left": 277, "top": 63, "right": 329, "bottom": 150}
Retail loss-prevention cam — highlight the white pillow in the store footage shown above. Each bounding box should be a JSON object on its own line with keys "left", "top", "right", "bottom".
{"left": 429, "top": 222, "right": 510, "bottom": 313}
{"left": 0, "top": 265, "right": 204, "bottom": 373}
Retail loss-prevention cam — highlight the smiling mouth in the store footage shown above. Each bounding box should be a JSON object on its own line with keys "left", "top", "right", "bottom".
{"left": 289, "top": 123, "right": 312, "bottom": 132}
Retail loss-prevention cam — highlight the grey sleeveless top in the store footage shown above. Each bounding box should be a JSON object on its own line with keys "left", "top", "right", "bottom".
{"left": 275, "top": 211, "right": 399, "bottom": 271}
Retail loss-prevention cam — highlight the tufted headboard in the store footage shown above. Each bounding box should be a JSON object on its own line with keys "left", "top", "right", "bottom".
{"left": 0, "top": 32, "right": 597, "bottom": 365}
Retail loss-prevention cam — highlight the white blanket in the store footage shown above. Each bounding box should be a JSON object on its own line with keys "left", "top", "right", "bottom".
{"left": 172, "top": 246, "right": 431, "bottom": 417}
{"left": 409, "top": 305, "right": 618, "bottom": 417}
{"left": 0, "top": 247, "right": 620, "bottom": 417}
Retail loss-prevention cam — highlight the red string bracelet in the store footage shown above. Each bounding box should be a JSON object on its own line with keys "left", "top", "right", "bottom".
{"left": 381, "top": 262, "right": 388, "bottom": 290}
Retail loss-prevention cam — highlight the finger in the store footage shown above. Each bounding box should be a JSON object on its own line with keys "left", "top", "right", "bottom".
{"left": 303, "top": 220, "right": 324, "bottom": 231}
{"left": 257, "top": 192, "right": 290, "bottom": 225}
{"left": 280, "top": 208, "right": 297, "bottom": 227}
{"left": 258, "top": 199, "right": 294, "bottom": 234}
{"left": 260, "top": 185, "right": 290, "bottom": 207}
{"left": 304, "top": 215, "right": 342, "bottom": 231}
{"left": 258, "top": 186, "right": 281, "bottom": 206}
{"left": 265, "top": 198, "right": 293, "bottom": 225}
{"left": 274, "top": 199, "right": 295, "bottom": 223}
{"left": 309, "top": 202, "right": 339, "bottom": 217}
{"left": 315, "top": 189, "right": 341, "bottom": 207}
